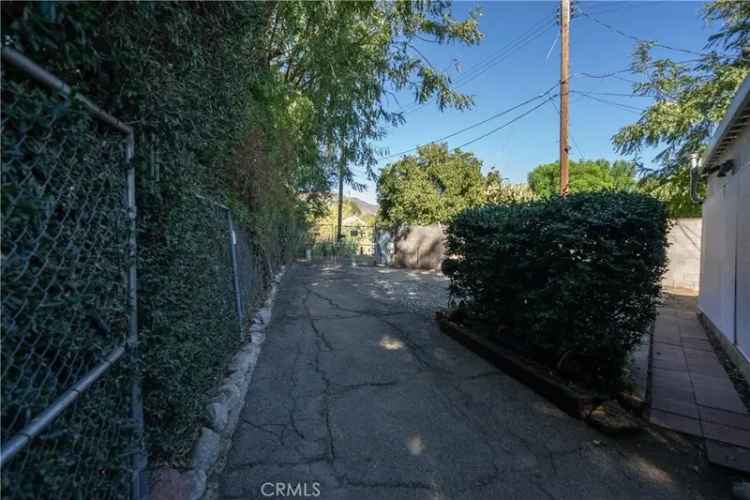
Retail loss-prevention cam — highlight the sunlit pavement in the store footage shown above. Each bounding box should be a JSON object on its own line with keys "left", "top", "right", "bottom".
{"left": 219, "top": 263, "right": 732, "bottom": 499}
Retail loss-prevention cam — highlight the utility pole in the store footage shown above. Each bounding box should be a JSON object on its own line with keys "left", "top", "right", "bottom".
{"left": 336, "top": 148, "right": 345, "bottom": 242}
{"left": 559, "top": 0, "right": 570, "bottom": 195}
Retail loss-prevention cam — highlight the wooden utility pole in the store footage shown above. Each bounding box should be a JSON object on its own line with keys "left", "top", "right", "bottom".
{"left": 336, "top": 149, "right": 345, "bottom": 242}
{"left": 559, "top": 0, "right": 570, "bottom": 195}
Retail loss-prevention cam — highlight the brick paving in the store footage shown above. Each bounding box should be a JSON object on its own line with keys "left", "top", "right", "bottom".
{"left": 648, "top": 291, "right": 750, "bottom": 473}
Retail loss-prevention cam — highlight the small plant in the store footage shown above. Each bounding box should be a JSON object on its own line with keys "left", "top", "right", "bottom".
{"left": 445, "top": 191, "right": 669, "bottom": 390}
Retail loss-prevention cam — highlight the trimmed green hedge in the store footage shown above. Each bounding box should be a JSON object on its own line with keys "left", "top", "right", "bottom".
{"left": 445, "top": 192, "right": 669, "bottom": 389}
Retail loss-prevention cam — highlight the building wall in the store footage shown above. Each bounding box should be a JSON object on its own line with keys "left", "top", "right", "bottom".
{"left": 392, "top": 219, "right": 706, "bottom": 286}
{"left": 663, "top": 218, "right": 702, "bottom": 291}
{"left": 699, "top": 124, "right": 750, "bottom": 352}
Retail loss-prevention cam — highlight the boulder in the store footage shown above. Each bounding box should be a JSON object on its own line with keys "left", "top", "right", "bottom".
{"left": 151, "top": 468, "right": 191, "bottom": 500}
{"left": 206, "top": 401, "right": 228, "bottom": 433}
{"left": 191, "top": 427, "right": 220, "bottom": 472}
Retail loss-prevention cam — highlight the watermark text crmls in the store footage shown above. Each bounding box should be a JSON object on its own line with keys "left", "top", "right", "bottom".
{"left": 260, "top": 481, "right": 321, "bottom": 497}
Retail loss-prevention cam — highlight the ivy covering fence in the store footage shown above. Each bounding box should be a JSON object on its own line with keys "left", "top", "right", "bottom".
{"left": 1, "top": 3, "right": 306, "bottom": 498}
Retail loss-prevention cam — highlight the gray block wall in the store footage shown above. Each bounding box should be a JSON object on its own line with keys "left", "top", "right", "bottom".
{"left": 663, "top": 218, "right": 702, "bottom": 291}
{"left": 391, "top": 219, "right": 702, "bottom": 292}
{"left": 393, "top": 224, "right": 446, "bottom": 270}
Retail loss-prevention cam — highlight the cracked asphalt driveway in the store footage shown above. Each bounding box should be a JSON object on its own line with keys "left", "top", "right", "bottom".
{"left": 219, "top": 263, "right": 731, "bottom": 500}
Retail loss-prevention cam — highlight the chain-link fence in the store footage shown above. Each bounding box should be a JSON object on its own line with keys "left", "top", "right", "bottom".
{"left": 1, "top": 45, "right": 278, "bottom": 500}
{"left": 1, "top": 47, "right": 143, "bottom": 499}
{"left": 193, "top": 195, "right": 273, "bottom": 339}
{"left": 310, "top": 223, "right": 376, "bottom": 256}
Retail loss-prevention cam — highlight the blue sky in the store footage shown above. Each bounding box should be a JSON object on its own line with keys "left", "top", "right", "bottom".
{"left": 348, "top": 1, "right": 715, "bottom": 204}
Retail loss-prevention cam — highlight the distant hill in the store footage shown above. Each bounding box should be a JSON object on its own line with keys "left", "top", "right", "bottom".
{"left": 346, "top": 196, "right": 378, "bottom": 215}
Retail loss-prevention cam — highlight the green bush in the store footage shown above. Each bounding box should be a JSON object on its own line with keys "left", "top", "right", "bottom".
{"left": 445, "top": 192, "right": 669, "bottom": 389}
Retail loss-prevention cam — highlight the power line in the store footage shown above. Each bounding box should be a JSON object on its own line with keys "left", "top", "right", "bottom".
{"left": 399, "top": 22, "right": 554, "bottom": 114}
{"left": 576, "top": 90, "right": 652, "bottom": 98}
{"left": 577, "top": 8, "right": 706, "bottom": 56}
{"left": 572, "top": 90, "right": 645, "bottom": 114}
{"left": 383, "top": 84, "right": 559, "bottom": 159}
{"left": 573, "top": 56, "right": 717, "bottom": 87}
{"left": 451, "top": 13, "right": 557, "bottom": 85}
{"left": 398, "top": 12, "right": 557, "bottom": 115}
{"left": 454, "top": 96, "right": 556, "bottom": 149}
{"left": 454, "top": 22, "right": 556, "bottom": 88}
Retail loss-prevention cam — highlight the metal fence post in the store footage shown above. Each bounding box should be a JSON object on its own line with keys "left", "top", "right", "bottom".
{"left": 126, "top": 135, "right": 148, "bottom": 500}
{"left": 1, "top": 46, "right": 147, "bottom": 499}
{"left": 227, "top": 211, "right": 244, "bottom": 338}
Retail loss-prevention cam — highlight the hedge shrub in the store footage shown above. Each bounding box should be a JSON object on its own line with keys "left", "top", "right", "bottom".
{"left": 445, "top": 191, "right": 669, "bottom": 389}
{"left": 1, "top": 2, "right": 307, "bottom": 473}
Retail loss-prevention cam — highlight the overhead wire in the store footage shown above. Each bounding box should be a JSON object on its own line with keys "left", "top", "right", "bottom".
{"left": 398, "top": 11, "right": 557, "bottom": 115}
{"left": 572, "top": 90, "right": 646, "bottom": 114}
{"left": 577, "top": 7, "right": 706, "bottom": 56}
{"left": 453, "top": 96, "right": 556, "bottom": 149}
{"left": 382, "top": 84, "right": 559, "bottom": 159}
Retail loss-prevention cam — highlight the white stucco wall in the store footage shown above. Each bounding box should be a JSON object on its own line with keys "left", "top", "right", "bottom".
{"left": 699, "top": 124, "right": 750, "bottom": 352}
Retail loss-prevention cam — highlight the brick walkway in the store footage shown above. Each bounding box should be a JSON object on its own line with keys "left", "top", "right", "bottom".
{"left": 648, "top": 291, "right": 750, "bottom": 473}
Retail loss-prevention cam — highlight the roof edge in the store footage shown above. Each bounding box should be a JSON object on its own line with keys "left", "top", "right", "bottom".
{"left": 703, "top": 74, "right": 750, "bottom": 173}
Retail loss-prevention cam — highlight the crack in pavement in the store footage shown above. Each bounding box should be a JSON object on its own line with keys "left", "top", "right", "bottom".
{"left": 220, "top": 264, "right": 719, "bottom": 500}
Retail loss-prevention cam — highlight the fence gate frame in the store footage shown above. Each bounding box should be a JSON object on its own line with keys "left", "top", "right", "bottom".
{"left": 194, "top": 194, "right": 245, "bottom": 339}
{"left": 0, "top": 46, "right": 147, "bottom": 500}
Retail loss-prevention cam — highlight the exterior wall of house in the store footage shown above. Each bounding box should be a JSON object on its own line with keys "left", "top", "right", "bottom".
{"left": 699, "top": 124, "right": 750, "bottom": 357}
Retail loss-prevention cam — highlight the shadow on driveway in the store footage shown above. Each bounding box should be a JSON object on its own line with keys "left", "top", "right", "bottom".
{"left": 218, "top": 263, "right": 734, "bottom": 500}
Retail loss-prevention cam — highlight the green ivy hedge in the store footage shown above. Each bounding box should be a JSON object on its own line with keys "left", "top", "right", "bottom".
{"left": 445, "top": 192, "right": 669, "bottom": 389}
{"left": 2, "top": 2, "right": 306, "bottom": 475}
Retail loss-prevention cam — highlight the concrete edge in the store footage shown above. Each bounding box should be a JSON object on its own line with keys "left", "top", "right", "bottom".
{"left": 150, "top": 266, "right": 287, "bottom": 500}
{"left": 434, "top": 312, "right": 600, "bottom": 419}
{"left": 698, "top": 309, "right": 750, "bottom": 386}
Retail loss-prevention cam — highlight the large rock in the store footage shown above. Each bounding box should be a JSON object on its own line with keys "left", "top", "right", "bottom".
{"left": 191, "top": 427, "right": 221, "bottom": 472}
{"left": 586, "top": 400, "right": 641, "bottom": 435}
{"left": 188, "top": 470, "right": 207, "bottom": 500}
{"left": 206, "top": 401, "right": 228, "bottom": 433}
{"left": 256, "top": 307, "right": 271, "bottom": 325}
{"left": 151, "top": 468, "right": 191, "bottom": 500}
{"left": 251, "top": 330, "right": 266, "bottom": 345}
{"left": 216, "top": 382, "right": 241, "bottom": 409}
{"left": 228, "top": 349, "right": 253, "bottom": 375}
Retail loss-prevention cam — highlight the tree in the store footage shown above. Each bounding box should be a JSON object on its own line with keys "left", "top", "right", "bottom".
{"left": 484, "top": 170, "right": 536, "bottom": 204}
{"left": 637, "top": 167, "right": 704, "bottom": 218}
{"left": 527, "top": 159, "right": 637, "bottom": 198}
{"left": 612, "top": 0, "right": 750, "bottom": 210}
{"left": 262, "top": 1, "right": 484, "bottom": 192}
{"left": 377, "top": 143, "right": 486, "bottom": 226}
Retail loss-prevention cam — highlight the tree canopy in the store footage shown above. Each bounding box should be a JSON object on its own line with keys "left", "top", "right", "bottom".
{"left": 612, "top": 0, "right": 749, "bottom": 209}
{"left": 484, "top": 170, "right": 536, "bottom": 204}
{"left": 527, "top": 159, "right": 637, "bottom": 198}
{"left": 262, "top": 1, "right": 484, "bottom": 192}
{"left": 377, "top": 143, "right": 486, "bottom": 227}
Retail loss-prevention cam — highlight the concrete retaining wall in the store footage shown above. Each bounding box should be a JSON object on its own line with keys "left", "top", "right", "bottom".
{"left": 390, "top": 219, "right": 702, "bottom": 291}
{"left": 393, "top": 224, "right": 446, "bottom": 270}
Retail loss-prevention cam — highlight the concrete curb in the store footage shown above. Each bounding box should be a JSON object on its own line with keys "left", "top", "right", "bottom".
{"left": 150, "top": 266, "right": 286, "bottom": 500}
